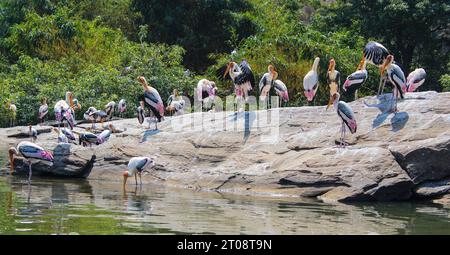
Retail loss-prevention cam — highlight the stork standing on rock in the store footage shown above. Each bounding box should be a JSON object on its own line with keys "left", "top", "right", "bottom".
{"left": 138, "top": 76, "right": 164, "bottom": 130}
{"left": 122, "top": 157, "right": 156, "bottom": 189}
{"left": 303, "top": 57, "right": 320, "bottom": 104}
{"left": 53, "top": 127, "right": 68, "bottom": 143}
{"left": 381, "top": 55, "right": 407, "bottom": 112}
{"left": 38, "top": 98, "right": 49, "bottom": 124}
{"left": 136, "top": 101, "right": 146, "bottom": 126}
{"left": 8, "top": 141, "right": 54, "bottom": 182}
{"left": 327, "top": 59, "right": 340, "bottom": 97}
{"left": 118, "top": 99, "right": 126, "bottom": 118}
{"left": 406, "top": 68, "right": 426, "bottom": 92}
{"left": 259, "top": 65, "right": 278, "bottom": 109}
{"left": 105, "top": 101, "right": 116, "bottom": 120}
{"left": 327, "top": 92, "right": 357, "bottom": 148}
{"left": 223, "top": 60, "right": 255, "bottom": 112}
{"left": 343, "top": 59, "right": 368, "bottom": 100}
{"left": 362, "top": 41, "right": 390, "bottom": 95}
{"left": 29, "top": 125, "right": 37, "bottom": 142}
{"left": 167, "top": 89, "right": 186, "bottom": 116}
{"left": 196, "top": 79, "right": 217, "bottom": 111}
{"left": 6, "top": 101, "right": 17, "bottom": 127}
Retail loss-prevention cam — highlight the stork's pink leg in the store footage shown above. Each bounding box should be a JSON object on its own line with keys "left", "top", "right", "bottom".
{"left": 27, "top": 161, "right": 32, "bottom": 183}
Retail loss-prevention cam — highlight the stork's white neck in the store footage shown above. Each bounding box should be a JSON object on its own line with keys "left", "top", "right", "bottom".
{"left": 312, "top": 58, "right": 320, "bottom": 72}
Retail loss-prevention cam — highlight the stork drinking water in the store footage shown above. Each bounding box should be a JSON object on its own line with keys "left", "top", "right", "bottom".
{"left": 122, "top": 157, "right": 156, "bottom": 189}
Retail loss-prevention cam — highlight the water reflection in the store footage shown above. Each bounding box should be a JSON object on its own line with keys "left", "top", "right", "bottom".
{"left": 1, "top": 176, "right": 450, "bottom": 234}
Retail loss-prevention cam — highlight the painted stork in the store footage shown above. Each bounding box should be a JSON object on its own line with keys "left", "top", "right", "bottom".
{"left": 303, "top": 57, "right": 320, "bottom": 103}
{"left": 118, "top": 99, "right": 126, "bottom": 118}
{"left": 74, "top": 130, "right": 98, "bottom": 147}
{"left": 60, "top": 128, "right": 76, "bottom": 143}
{"left": 54, "top": 92, "right": 75, "bottom": 129}
{"left": 38, "top": 98, "right": 49, "bottom": 124}
{"left": 83, "top": 107, "right": 109, "bottom": 129}
{"left": 327, "top": 59, "right": 340, "bottom": 97}
{"left": 259, "top": 65, "right": 278, "bottom": 109}
{"left": 381, "top": 55, "right": 407, "bottom": 112}
{"left": 273, "top": 80, "right": 289, "bottom": 107}
{"left": 196, "top": 79, "right": 217, "bottom": 111}
{"left": 138, "top": 76, "right": 164, "bottom": 130}
{"left": 53, "top": 128, "right": 68, "bottom": 143}
{"left": 406, "top": 68, "right": 426, "bottom": 92}
{"left": 326, "top": 92, "right": 357, "bottom": 148}
{"left": 29, "top": 125, "right": 37, "bottom": 142}
{"left": 97, "top": 124, "right": 113, "bottom": 145}
{"left": 137, "top": 101, "right": 145, "bottom": 125}
{"left": 362, "top": 41, "right": 390, "bottom": 95}
{"left": 8, "top": 141, "right": 54, "bottom": 182}
{"left": 167, "top": 89, "right": 185, "bottom": 116}
{"left": 122, "top": 157, "right": 156, "bottom": 188}
{"left": 343, "top": 59, "right": 368, "bottom": 100}
{"left": 7, "top": 101, "right": 17, "bottom": 127}
{"left": 105, "top": 101, "right": 116, "bottom": 120}
{"left": 223, "top": 60, "right": 255, "bottom": 112}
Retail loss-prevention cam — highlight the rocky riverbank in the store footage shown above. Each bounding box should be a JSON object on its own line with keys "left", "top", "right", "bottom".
{"left": 1, "top": 91, "right": 449, "bottom": 204}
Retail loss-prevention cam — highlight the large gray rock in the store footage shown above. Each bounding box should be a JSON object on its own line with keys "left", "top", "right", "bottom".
{"left": 1, "top": 91, "right": 450, "bottom": 203}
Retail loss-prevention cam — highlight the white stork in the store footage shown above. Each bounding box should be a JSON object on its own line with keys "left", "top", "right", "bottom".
{"left": 8, "top": 141, "right": 54, "bottom": 182}
{"left": 138, "top": 76, "right": 164, "bottom": 130}
{"left": 343, "top": 59, "right": 368, "bottom": 100}
{"left": 122, "top": 157, "right": 156, "bottom": 189}
{"left": 223, "top": 60, "right": 255, "bottom": 112}
{"left": 303, "top": 57, "right": 320, "bottom": 103}
{"left": 54, "top": 91, "right": 75, "bottom": 129}
{"left": 406, "top": 68, "right": 426, "bottom": 92}
{"left": 326, "top": 92, "right": 357, "bottom": 148}
{"left": 381, "top": 55, "right": 407, "bottom": 112}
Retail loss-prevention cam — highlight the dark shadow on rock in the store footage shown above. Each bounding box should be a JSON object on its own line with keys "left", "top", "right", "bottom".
{"left": 141, "top": 129, "right": 161, "bottom": 142}
{"left": 244, "top": 111, "right": 256, "bottom": 144}
{"left": 364, "top": 93, "right": 395, "bottom": 114}
{"left": 391, "top": 112, "right": 409, "bottom": 132}
{"left": 372, "top": 112, "right": 390, "bottom": 128}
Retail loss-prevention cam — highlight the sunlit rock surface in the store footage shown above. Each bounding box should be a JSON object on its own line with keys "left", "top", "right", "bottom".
{"left": 1, "top": 91, "right": 449, "bottom": 203}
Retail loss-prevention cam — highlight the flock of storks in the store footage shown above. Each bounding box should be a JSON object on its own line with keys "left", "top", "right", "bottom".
{"left": 5, "top": 41, "right": 427, "bottom": 188}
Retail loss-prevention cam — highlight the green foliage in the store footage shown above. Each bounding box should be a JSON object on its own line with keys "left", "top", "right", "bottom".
{"left": 0, "top": 6, "right": 197, "bottom": 127}
{"left": 132, "top": 0, "right": 256, "bottom": 71}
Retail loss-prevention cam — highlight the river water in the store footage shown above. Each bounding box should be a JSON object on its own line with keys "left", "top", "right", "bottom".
{"left": 1, "top": 158, "right": 450, "bottom": 235}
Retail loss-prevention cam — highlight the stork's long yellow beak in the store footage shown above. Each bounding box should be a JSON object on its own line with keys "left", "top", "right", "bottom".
{"left": 326, "top": 98, "right": 333, "bottom": 110}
